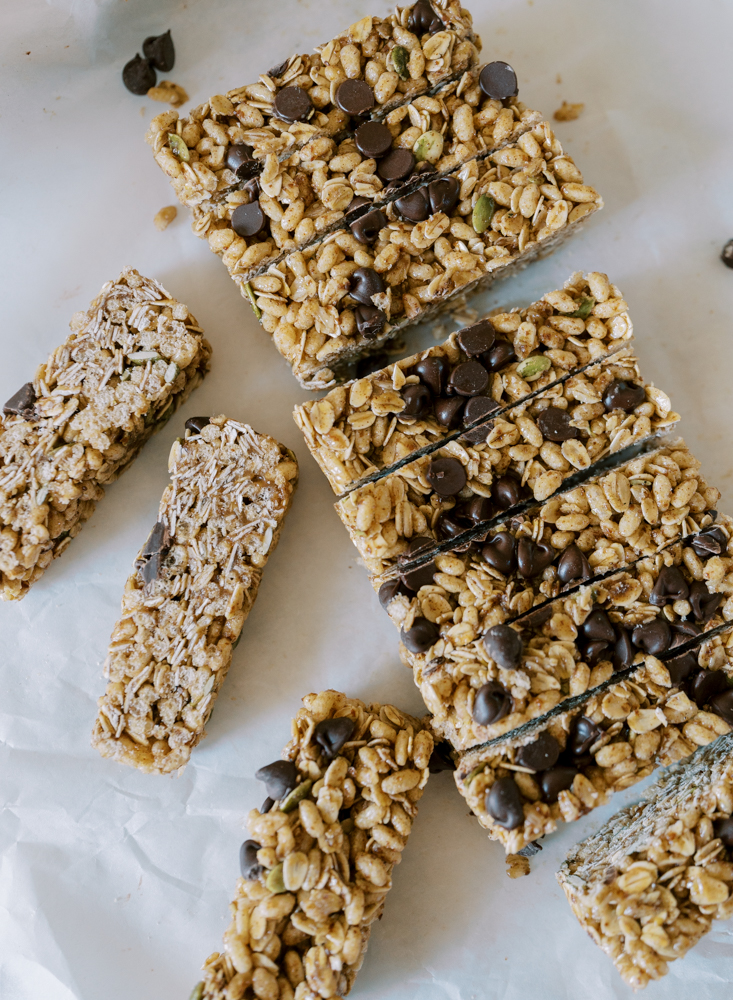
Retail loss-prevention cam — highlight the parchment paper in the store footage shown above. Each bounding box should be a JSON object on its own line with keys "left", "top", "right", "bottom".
{"left": 1, "top": 0, "right": 733, "bottom": 996}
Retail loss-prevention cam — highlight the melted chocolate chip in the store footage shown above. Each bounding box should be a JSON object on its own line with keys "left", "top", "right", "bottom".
{"left": 395, "top": 187, "right": 431, "bottom": 222}
{"left": 481, "top": 531, "right": 517, "bottom": 575}
{"left": 273, "top": 86, "right": 313, "bottom": 123}
{"left": 493, "top": 474, "right": 522, "bottom": 509}
{"left": 401, "top": 382, "right": 433, "bottom": 417}
{"left": 350, "top": 207, "right": 387, "bottom": 244}
{"left": 539, "top": 766, "right": 577, "bottom": 803}
{"left": 486, "top": 776, "right": 524, "bottom": 829}
{"left": 377, "top": 147, "right": 415, "bottom": 181}
{"left": 473, "top": 680, "right": 512, "bottom": 725}
{"left": 582, "top": 609, "right": 616, "bottom": 643}
{"left": 415, "top": 356, "right": 449, "bottom": 395}
{"left": 710, "top": 689, "right": 733, "bottom": 726}
{"left": 689, "top": 580, "right": 723, "bottom": 623}
{"left": 427, "top": 457, "right": 467, "bottom": 496}
{"left": 714, "top": 816, "right": 733, "bottom": 848}
{"left": 457, "top": 320, "right": 495, "bottom": 357}
{"left": 689, "top": 669, "right": 728, "bottom": 707}
{"left": 483, "top": 624, "right": 523, "bottom": 670}
{"left": 354, "top": 121, "right": 393, "bottom": 158}
{"left": 401, "top": 617, "right": 439, "bottom": 652}
{"left": 226, "top": 143, "right": 256, "bottom": 177}
{"left": 515, "top": 731, "right": 560, "bottom": 771}
{"left": 463, "top": 496, "right": 493, "bottom": 524}
{"left": 436, "top": 511, "right": 468, "bottom": 540}
{"left": 603, "top": 380, "right": 646, "bottom": 412}
{"left": 483, "top": 340, "right": 516, "bottom": 371}
{"left": 479, "top": 61, "right": 519, "bottom": 101}
{"left": 570, "top": 716, "right": 603, "bottom": 756}
{"left": 268, "top": 59, "right": 290, "bottom": 79}
{"left": 399, "top": 537, "right": 438, "bottom": 591}
{"left": 666, "top": 651, "right": 698, "bottom": 685}
{"left": 434, "top": 395, "right": 465, "bottom": 427}
{"left": 378, "top": 578, "right": 408, "bottom": 609}
{"left": 427, "top": 176, "right": 460, "bottom": 215}
{"left": 650, "top": 565, "right": 690, "bottom": 606}
{"left": 143, "top": 29, "right": 175, "bottom": 72}
{"left": 408, "top": 0, "right": 443, "bottom": 34}
{"left": 516, "top": 538, "right": 554, "bottom": 579}
{"left": 632, "top": 618, "right": 672, "bottom": 655}
{"left": 3, "top": 382, "right": 36, "bottom": 420}
{"left": 346, "top": 196, "right": 371, "bottom": 215}
{"left": 582, "top": 640, "right": 612, "bottom": 667}
{"left": 350, "top": 266, "right": 386, "bottom": 306}
{"left": 557, "top": 543, "right": 591, "bottom": 585}
{"left": 185, "top": 416, "right": 210, "bottom": 435}
{"left": 447, "top": 360, "right": 489, "bottom": 396}
{"left": 613, "top": 626, "right": 635, "bottom": 671}
{"left": 461, "top": 396, "right": 499, "bottom": 442}
{"left": 135, "top": 520, "right": 171, "bottom": 585}
{"left": 313, "top": 717, "right": 356, "bottom": 758}
{"left": 691, "top": 526, "right": 727, "bottom": 559}
{"left": 354, "top": 304, "right": 386, "bottom": 339}
{"left": 255, "top": 760, "right": 298, "bottom": 800}
{"left": 536, "top": 407, "right": 579, "bottom": 442}
{"left": 335, "top": 79, "right": 375, "bottom": 116}
{"left": 122, "top": 54, "right": 156, "bottom": 95}
{"left": 231, "top": 201, "right": 267, "bottom": 237}
{"left": 239, "top": 839, "right": 264, "bottom": 880}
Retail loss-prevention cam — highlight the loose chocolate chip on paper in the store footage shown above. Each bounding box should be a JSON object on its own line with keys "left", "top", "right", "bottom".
{"left": 415, "top": 355, "right": 449, "bottom": 395}
{"left": 354, "top": 304, "right": 386, "bottom": 339}
{"left": 714, "top": 816, "right": 733, "bottom": 848}
{"left": 481, "top": 531, "right": 517, "bottom": 574}
{"left": 335, "top": 79, "right": 375, "bottom": 116}
{"left": 349, "top": 266, "right": 386, "bottom": 305}
{"left": 650, "top": 565, "right": 690, "bottom": 606}
{"left": 483, "top": 340, "right": 516, "bottom": 371}
{"left": 313, "top": 716, "right": 356, "bottom": 758}
{"left": 377, "top": 147, "right": 415, "bottom": 181}
{"left": 515, "top": 731, "right": 560, "bottom": 772}
{"left": 407, "top": 0, "right": 444, "bottom": 35}
{"left": 516, "top": 538, "right": 554, "bottom": 579}
{"left": 378, "top": 578, "right": 407, "bottom": 608}
{"left": 427, "top": 176, "right": 460, "bottom": 215}
{"left": 447, "top": 360, "right": 489, "bottom": 397}
{"left": 689, "top": 580, "right": 723, "bottom": 622}
{"left": 136, "top": 520, "right": 171, "bottom": 585}
{"left": 603, "top": 379, "right": 646, "bottom": 412}
{"left": 401, "top": 617, "right": 439, "bottom": 652}
{"left": 632, "top": 618, "right": 672, "bottom": 654}
{"left": 570, "top": 716, "right": 603, "bottom": 756}
{"left": 493, "top": 474, "right": 522, "bottom": 509}
{"left": 3, "top": 382, "right": 37, "bottom": 419}
{"left": 582, "top": 609, "right": 616, "bottom": 644}
{"left": 350, "top": 208, "right": 387, "bottom": 244}
{"left": 457, "top": 320, "right": 495, "bottom": 357}
{"left": 689, "top": 668, "right": 728, "bottom": 707}
{"left": 486, "top": 777, "right": 524, "bottom": 829}
{"left": 354, "top": 121, "right": 393, "bottom": 158}
{"left": 691, "top": 526, "right": 727, "bottom": 559}
{"left": 401, "top": 382, "right": 432, "bottom": 416}
{"left": 184, "top": 416, "right": 210, "bottom": 435}
{"left": 226, "top": 143, "right": 256, "bottom": 177}
{"left": 122, "top": 53, "right": 156, "bottom": 95}
{"left": 273, "top": 86, "right": 313, "bottom": 123}
{"left": 539, "top": 766, "right": 577, "bottom": 803}
{"left": 427, "top": 456, "right": 467, "bottom": 496}
{"left": 484, "top": 623, "right": 523, "bottom": 670}
{"left": 231, "top": 201, "right": 267, "bottom": 238}
{"left": 395, "top": 187, "right": 431, "bottom": 222}
{"left": 721, "top": 240, "right": 733, "bottom": 268}
{"left": 433, "top": 395, "right": 465, "bottom": 427}
{"left": 240, "top": 839, "right": 264, "bottom": 880}
{"left": 143, "top": 29, "right": 175, "bottom": 72}
{"left": 536, "top": 406, "right": 579, "bottom": 441}
{"left": 710, "top": 689, "right": 733, "bottom": 726}
{"left": 479, "top": 60, "right": 519, "bottom": 101}
{"left": 557, "top": 543, "right": 591, "bottom": 585}
{"left": 255, "top": 760, "right": 299, "bottom": 800}
{"left": 472, "top": 681, "right": 512, "bottom": 725}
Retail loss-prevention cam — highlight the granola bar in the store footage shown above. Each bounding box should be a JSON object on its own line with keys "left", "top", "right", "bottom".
{"left": 454, "top": 629, "right": 733, "bottom": 855}
{"left": 191, "top": 690, "right": 433, "bottom": 1000}
{"left": 0, "top": 267, "right": 211, "bottom": 602}
{"left": 148, "top": 1, "right": 480, "bottom": 209}
{"left": 557, "top": 731, "right": 733, "bottom": 989}
{"left": 294, "top": 271, "right": 632, "bottom": 496}
{"left": 91, "top": 415, "right": 298, "bottom": 774}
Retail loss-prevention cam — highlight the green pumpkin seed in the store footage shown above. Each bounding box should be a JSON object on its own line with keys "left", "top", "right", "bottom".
{"left": 168, "top": 133, "right": 190, "bottom": 162}
{"left": 280, "top": 778, "right": 313, "bottom": 813}
{"left": 244, "top": 282, "right": 261, "bottom": 319}
{"left": 119, "top": 369, "right": 131, "bottom": 381}
{"left": 464, "top": 764, "right": 486, "bottom": 786}
{"left": 188, "top": 982, "right": 204, "bottom": 1000}
{"left": 515, "top": 355, "right": 551, "bottom": 381}
{"left": 413, "top": 130, "right": 444, "bottom": 164}
{"left": 266, "top": 863, "right": 286, "bottom": 894}
{"left": 568, "top": 295, "right": 595, "bottom": 319}
{"left": 128, "top": 351, "right": 163, "bottom": 364}
{"left": 164, "top": 362, "right": 179, "bottom": 384}
{"left": 391, "top": 45, "right": 410, "bottom": 81}
{"left": 472, "top": 194, "right": 495, "bottom": 234}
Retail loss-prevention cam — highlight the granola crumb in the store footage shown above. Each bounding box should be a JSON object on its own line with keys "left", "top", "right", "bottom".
{"left": 554, "top": 100, "right": 585, "bottom": 121}
{"left": 147, "top": 80, "right": 188, "bottom": 107}
{"left": 154, "top": 205, "right": 177, "bottom": 231}
{"left": 506, "top": 854, "right": 531, "bottom": 878}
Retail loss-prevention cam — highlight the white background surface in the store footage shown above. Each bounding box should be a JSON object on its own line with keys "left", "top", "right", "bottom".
{"left": 1, "top": 0, "right": 733, "bottom": 997}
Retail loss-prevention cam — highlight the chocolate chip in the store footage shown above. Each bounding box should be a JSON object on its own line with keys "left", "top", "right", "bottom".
{"left": 483, "top": 340, "right": 516, "bottom": 371}
{"left": 557, "top": 544, "right": 591, "bottom": 585}
{"left": 519, "top": 604, "right": 554, "bottom": 630}
{"left": 666, "top": 651, "right": 698, "bottom": 685}
{"left": 239, "top": 839, "right": 264, "bottom": 880}
{"left": 582, "top": 609, "right": 616, "bottom": 644}
{"left": 428, "top": 742, "right": 456, "bottom": 773}
{"left": 650, "top": 565, "right": 690, "bottom": 606}
{"left": 433, "top": 395, "right": 465, "bottom": 427}
{"left": 457, "top": 320, "right": 495, "bottom": 357}
{"left": 395, "top": 187, "right": 431, "bottom": 222}
{"left": 447, "top": 360, "right": 489, "bottom": 397}
{"left": 516, "top": 538, "right": 554, "bottom": 579}
{"left": 136, "top": 520, "right": 171, "bottom": 585}
{"left": 515, "top": 731, "right": 560, "bottom": 771}
{"left": 461, "top": 396, "right": 499, "bottom": 442}
{"left": 536, "top": 407, "right": 579, "bottom": 442}
{"left": 710, "top": 689, "right": 733, "bottom": 726}
{"left": 268, "top": 59, "right": 290, "bottom": 78}
{"left": 185, "top": 416, "right": 210, "bottom": 435}
{"left": 427, "top": 176, "right": 460, "bottom": 215}
{"left": 493, "top": 474, "right": 522, "bottom": 509}
{"left": 603, "top": 379, "right": 646, "bottom": 412}
{"left": 226, "top": 143, "right": 256, "bottom": 177}
{"left": 426, "top": 457, "right": 467, "bottom": 496}
{"left": 539, "top": 766, "right": 577, "bottom": 803}
{"left": 408, "top": 0, "right": 443, "bottom": 34}
{"left": 377, "top": 147, "right": 415, "bottom": 181}
{"left": 415, "top": 356, "right": 449, "bottom": 395}
{"left": 401, "top": 383, "right": 433, "bottom": 416}
{"left": 273, "top": 86, "right": 313, "bottom": 123}
{"left": 632, "top": 618, "right": 672, "bottom": 654}
{"left": 688, "top": 581, "right": 723, "bottom": 623}
{"left": 350, "top": 267, "right": 385, "bottom": 306}
{"left": 473, "top": 681, "right": 512, "bottom": 725}
{"left": 378, "top": 578, "right": 408, "bottom": 608}
{"left": 483, "top": 624, "right": 523, "bottom": 670}
{"left": 354, "top": 121, "right": 393, "bottom": 158}
{"left": 354, "top": 305, "right": 386, "bottom": 339}
{"left": 260, "top": 797, "right": 274, "bottom": 814}
{"left": 486, "top": 777, "right": 524, "bottom": 829}
{"left": 582, "top": 640, "right": 612, "bottom": 667}
{"left": 231, "top": 201, "right": 267, "bottom": 238}
{"left": 722, "top": 240, "right": 733, "bottom": 268}
{"left": 349, "top": 208, "right": 387, "bottom": 244}
{"left": 478, "top": 61, "right": 519, "bottom": 101}
{"left": 436, "top": 511, "right": 468, "bottom": 540}
{"left": 613, "top": 626, "right": 635, "bottom": 671}
{"left": 671, "top": 621, "right": 701, "bottom": 644}
{"left": 399, "top": 537, "right": 438, "bottom": 591}
{"left": 143, "top": 29, "right": 175, "bottom": 72}
{"left": 714, "top": 816, "right": 733, "bottom": 848}
{"left": 346, "top": 196, "right": 371, "bottom": 215}
{"left": 691, "top": 526, "right": 727, "bottom": 559}
{"left": 335, "top": 79, "right": 375, "bottom": 116}
{"left": 401, "top": 617, "right": 439, "bottom": 652}
{"left": 255, "top": 759, "right": 298, "bottom": 800}
{"left": 122, "top": 54, "right": 156, "bottom": 95}
{"left": 314, "top": 717, "right": 356, "bottom": 758}
{"left": 481, "top": 531, "right": 517, "bottom": 575}
{"left": 689, "top": 669, "right": 728, "bottom": 707}
{"left": 3, "top": 382, "right": 36, "bottom": 419}
{"left": 570, "top": 716, "right": 603, "bottom": 756}
{"left": 463, "top": 496, "right": 493, "bottom": 524}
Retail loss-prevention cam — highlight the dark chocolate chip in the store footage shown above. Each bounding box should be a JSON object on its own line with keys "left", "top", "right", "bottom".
{"left": 3, "top": 382, "right": 36, "bottom": 419}
{"left": 185, "top": 416, "right": 210, "bottom": 435}
{"left": 536, "top": 407, "right": 579, "bottom": 442}
{"left": 354, "top": 305, "right": 386, "bottom": 339}
{"left": 613, "top": 625, "right": 635, "bottom": 671}
{"left": 519, "top": 603, "right": 553, "bottom": 630}
{"left": 461, "top": 396, "right": 499, "bottom": 442}
{"left": 691, "top": 526, "right": 727, "bottom": 559}
{"left": 483, "top": 340, "right": 516, "bottom": 371}
{"left": 428, "top": 742, "right": 456, "bottom": 773}
{"left": 426, "top": 457, "right": 467, "bottom": 497}
{"left": 239, "top": 839, "right": 264, "bottom": 880}
{"left": 714, "top": 816, "right": 733, "bottom": 848}
{"left": 346, "top": 196, "right": 371, "bottom": 215}
{"left": 226, "top": 143, "right": 256, "bottom": 177}
{"left": 463, "top": 496, "right": 493, "bottom": 524}
{"left": 481, "top": 531, "right": 517, "bottom": 575}
{"left": 457, "top": 320, "right": 496, "bottom": 357}
{"left": 314, "top": 717, "right": 356, "bottom": 758}
{"left": 408, "top": 0, "right": 443, "bottom": 34}
{"left": 557, "top": 544, "right": 592, "bottom": 585}
{"left": 377, "top": 147, "right": 415, "bottom": 181}
{"left": 231, "top": 201, "right": 267, "bottom": 238}
{"left": 473, "top": 681, "right": 512, "bottom": 725}
{"left": 378, "top": 578, "right": 408, "bottom": 609}
{"left": 603, "top": 379, "right": 646, "bottom": 412}
{"left": 436, "top": 511, "right": 469, "bottom": 541}
{"left": 516, "top": 538, "right": 554, "bottom": 579}
{"left": 539, "top": 766, "right": 577, "bottom": 803}
{"left": 710, "top": 689, "right": 733, "bottom": 726}
{"left": 632, "top": 618, "right": 672, "bottom": 654}
{"left": 722, "top": 240, "right": 733, "bottom": 268}
{"left": 401, "top": 383, "right": 433, "bottom": 417}
{"left": 650, "top": 565, "right": 690, "bottom": 606}
{"left": 689, "top": 669, "right": 728, "bottom": 707}
{"left": 415, "top": 356, "right": 449, "bottom": 395}
{"left": 395, "top": 187, "right": 431, "bottom": 222}
{"left": 122, "top": 54, "right": 156, "bottom": 95}
{"left": 493, "top": 474, "right": 522, "bottom": 510}
{"left": 666, "top": 652, "right": 698, "bottom": 685}
{"left": 582, "top": 609, "right": 616, "bottom": 644}
{"left": 486, "top": 776, "right": 524, "bottom": 829}
{"left": 483, "top": 624, "right": 523, "bottom": 670}
{"left": 136, "top": 520, "right": 171, "bottom": 585}
{"left": 401, "top": 617, "right": 439, "bottom": 652}
{"left": 273, "top": 86, "right": 313, "bottom": 123}
{"left": 350, "top": 267, "right": 386, "bottom": 306}
{"left": 688, "top": 580, "right": 723, "bottom": 623}
{"left": 143, "top": 29, "right": 175, "bottom": 72}
{"left": 260, "top": 797, "right": 274, "bottom": 813}
{"left": 427, "top": 176, "right": 460, "bottom": 215}
{"left": 515, "top": 731, "right": 560, "bottom": 771}
{"left": 400, "top": 536, "right": 438, "bottom": 590}
{"left": 582, "top": 640, "right": 612, "bottom": 667}
{"left": 671, "top": 622, "right": 701, "bottom": 645}
{"left": 447, "top": 360, "right": 489, "bottom": 397}
{"left": 335, "top": 79, "right": 375, "bottom": 116}
{"left": 350, "top": 208, "right": 387, "bottom": 244}
{"left": 479, "top": 61, "right": 519, "bottom": 101}
{"left": 268, "top": 59, "right": 290, "bottom": 78}
{"left": 433, "top": 395, "right": 465, "bottom": 427}
{"left": 255, "top": 759, "right": 298, "bottom": 800}
{"left": 354, "top": 121, "right": 393, "bottom": 158}
{"left": 570, "top": 716, "right": 603, "bottom": 756}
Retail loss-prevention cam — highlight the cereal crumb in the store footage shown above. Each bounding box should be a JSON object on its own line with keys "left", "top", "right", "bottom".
{"left": 506, "top": 854, "right": 531, "bottom": 879}
{"left": 554, "top": 101, "right": 585, "bottom": 122}
{"left": 147, "top": 81, "right": 188, "bottom": 107}
{"left": 154, "top": 206, "right": 177, "bottom": 231}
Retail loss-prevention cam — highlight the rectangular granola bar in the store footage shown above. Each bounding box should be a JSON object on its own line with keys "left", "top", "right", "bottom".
{"left": 192, "top": 690, "right": 433, "bottom": 1000}
{"left": 454, "top": 629, "right": 733, "bottom": 856}
{"left": 0, "top": 267, "right": 211, "bottom": 601}
{"left": 294, "top": 271, "right": 633, "bottom": 495}
{"left": 91, "top": 415, "right": 298, "bottom": 774}
{"left": 557, "top": 731, "right": 733, "bottom": 989}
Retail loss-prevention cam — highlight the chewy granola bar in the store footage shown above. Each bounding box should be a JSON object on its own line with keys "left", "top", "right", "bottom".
{"left": 148, "top": 1, "right": 480, "bottom": 208}
{"left": 454, "top": 630, "right": 733, "bottom": 855}
{"left": 557, "top": 731, "right": 733, "bottom": 989}
{"left": 294, "top": 271, "right": 633, "bottom": 496}
{"left": 0, "top": 267, "right": 211, "bottom": 602}
{"left": 91, "top": 415, "right": 298, "bottom": 774}
{"left": 192, "top": 690, "right": 433, "bottom": 1000}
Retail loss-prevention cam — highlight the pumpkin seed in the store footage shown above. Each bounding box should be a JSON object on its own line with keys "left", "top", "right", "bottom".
{"left": 164, "top": 362, "right": 179, "bottom": 384}
{"left": 120, "top": 369, "right": 131, "bottom": 381}
{"left": 280, "top": 778, "right": 313, "bottom": 813}
{"left": 168, "top": 133, "right": 190, "bottom": 161}
{"left": 569, "top": 295, "right": 595, "bottom": 319}
{"left": 391, "top": 45, "right": 410, "bottom": 81}
{"left": 515, "top": 355, "right": 551, "bottom": 381}
{"left": 472, "top": 194, "right": 495, "bottom": 233}
{"left": 413, "top": 130, "right": 444, "bottom": 164}
{"left": 188, "top": 982, "right": 204, "bottom": 1000}
{"left": 244, "top": 282, "right": 261, "bottom": 319}
{"left": 464, "top": 763, "right": 486, "bottom": 786}
{"left": 266, "top": 863, "right": 286, "bottom": 894}
{"left": 128, "top": 351, "right": 163, "bottom": 364}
